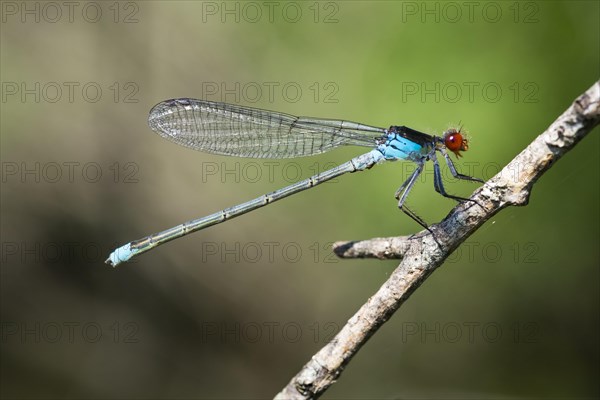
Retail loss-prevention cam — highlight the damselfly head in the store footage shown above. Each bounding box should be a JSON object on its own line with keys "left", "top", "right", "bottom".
{"left": 443, "top": 128, "right": 469, "bottom": 158}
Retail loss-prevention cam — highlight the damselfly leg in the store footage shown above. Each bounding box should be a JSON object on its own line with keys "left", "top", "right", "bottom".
{"left": 395, "top": 162, "right": 430, "bottom": 230}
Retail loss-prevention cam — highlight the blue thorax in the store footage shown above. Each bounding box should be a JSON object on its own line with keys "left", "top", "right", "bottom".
{"left": 376, "top": 131, "right": 428, "bottom": 161}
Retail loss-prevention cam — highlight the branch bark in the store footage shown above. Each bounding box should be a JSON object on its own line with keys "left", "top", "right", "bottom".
{"left": 275, "top": 81, "right": 600, "bottom": 399}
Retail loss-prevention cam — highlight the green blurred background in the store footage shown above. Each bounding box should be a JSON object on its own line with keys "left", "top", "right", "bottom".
{"left": 1, "top": 1, "right": 598, "bottom": 398}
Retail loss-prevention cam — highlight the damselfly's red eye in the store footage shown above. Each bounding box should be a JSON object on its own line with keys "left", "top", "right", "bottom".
{"left": 444, "top": 128, "right": 469, "bottom": 157}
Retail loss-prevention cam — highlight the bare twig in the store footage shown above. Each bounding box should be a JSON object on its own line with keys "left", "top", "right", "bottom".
{"left": 275, "top": 81, "right": 600, "bottom": 399}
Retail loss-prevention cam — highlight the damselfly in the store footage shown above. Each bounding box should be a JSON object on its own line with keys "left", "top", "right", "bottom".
{"left": 106, "top": 99, "right": 483, "bottom": 266}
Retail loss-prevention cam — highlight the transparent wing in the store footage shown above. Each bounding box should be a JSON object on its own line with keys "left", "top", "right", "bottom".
{"left": 148, "top": 98, "right": 385, "bottom": 159}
